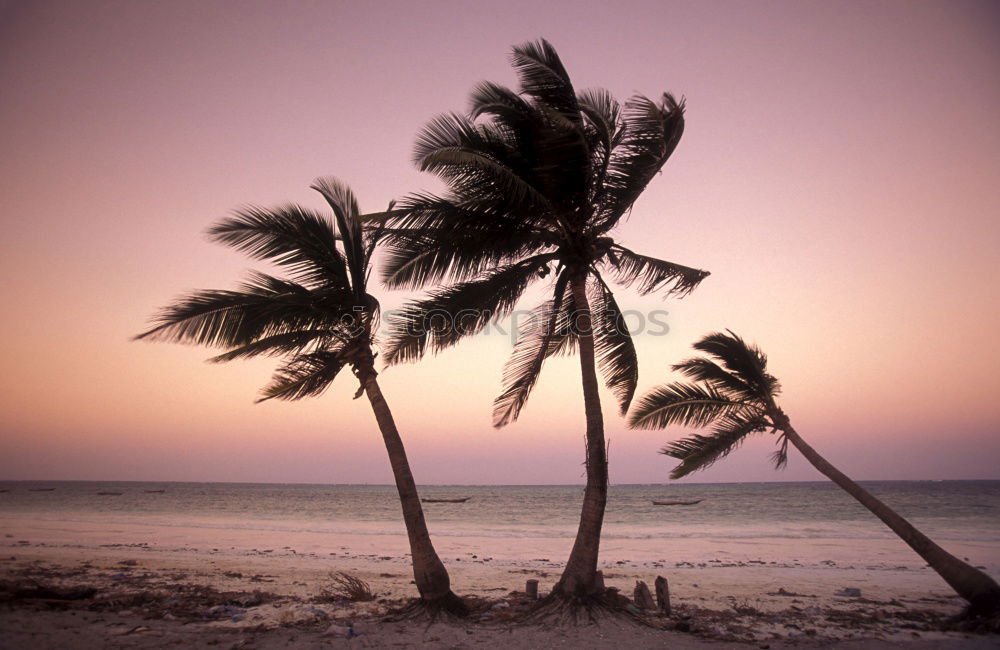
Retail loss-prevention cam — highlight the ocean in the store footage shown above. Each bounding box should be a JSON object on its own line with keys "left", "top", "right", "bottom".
{"left": 1, "top": 481, "right": 998, "bottom": 568}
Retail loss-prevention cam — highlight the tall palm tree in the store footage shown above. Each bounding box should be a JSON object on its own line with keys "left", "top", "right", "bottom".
{"left": 135, "top": 178, "right": 467, "bottom": 615}
{"left": 376, "top": 40, "right": 709, "bottom": 599}
{"left": 629, "top": 330, "right": 1000, "bottom": 617}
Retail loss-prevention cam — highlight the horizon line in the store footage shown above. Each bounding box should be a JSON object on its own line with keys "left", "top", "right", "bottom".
{"left": 1, "top": 478, "right": 997, "bottom": 487}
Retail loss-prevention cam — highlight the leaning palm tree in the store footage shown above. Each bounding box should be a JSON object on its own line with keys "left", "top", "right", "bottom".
{"left": 135, "top": 178, "right": 467, "bottom": 615}
{"left": 629, "top": 330, "right": 1000, "bottom": 617}
{"left": 375, "top": 39, "right": 708, "bottom": 600}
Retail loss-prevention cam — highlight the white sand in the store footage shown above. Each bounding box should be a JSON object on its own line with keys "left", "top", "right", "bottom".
{"left": 2, "top": 515, "right": 998, "bottom": 648}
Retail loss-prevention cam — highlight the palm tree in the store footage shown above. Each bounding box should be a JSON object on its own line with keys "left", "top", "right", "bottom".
{"left": 135, "top": 178, "right": 467, "bottom": 615}
{"left": 375, "top": 39, "right": 708, "bottom": 599}
{"left": 628, "top": 330, "right": 1000, "bottom": 617}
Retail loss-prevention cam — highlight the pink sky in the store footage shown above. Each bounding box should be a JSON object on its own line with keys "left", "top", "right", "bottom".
{"left": 1, "top": 0, "right": 998, "bottom": 484}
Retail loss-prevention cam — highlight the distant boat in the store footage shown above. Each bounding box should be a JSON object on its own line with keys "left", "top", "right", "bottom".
{"left": 652, "top": 499, "right": 702, "bottom": 506}
{"left": 97, "top": 491, "right": 123, "bottom": 496}
{"left": 28, "top": 488, "right": 55, "bottom": 492}
{"left": 421, "top": 497, "right": 471, "bottom": 503}
{"left": 144, "top": 489, "right": 165, "bottom": 493}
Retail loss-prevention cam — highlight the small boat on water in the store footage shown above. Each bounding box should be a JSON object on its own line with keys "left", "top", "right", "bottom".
{"left": 421, "top": 497, "right": 471, "bottom": 503}
{"left": 28, "top": 488, "right": 56, "bottom": 492}
{"left": 97, "top": 491, "right": 123, "bottom": 496}
{"left": 652, "top": 499, "right": 702, "bottom": 506}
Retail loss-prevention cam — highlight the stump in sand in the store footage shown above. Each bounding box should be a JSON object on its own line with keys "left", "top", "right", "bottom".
{"left": 633, "top": 580, "right": 655, "bottom": 610}
{"left": 655, "top": 576, "right": 671, "bottom": 615}
{"left": 526, "top": 579, "right": 539, "bottom": 600}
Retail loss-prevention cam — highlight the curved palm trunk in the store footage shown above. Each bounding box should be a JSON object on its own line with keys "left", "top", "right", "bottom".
{"left": 555, "top": 275, "right": 608, "bottom": 597}
{"left": 362, "top": 367, "right": 465, "bottom": 612}
{"left": 783, "top": 425, "right": 1000, "bottom": 616}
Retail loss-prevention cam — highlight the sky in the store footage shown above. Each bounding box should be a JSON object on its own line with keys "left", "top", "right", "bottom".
{"left": 1, "top": 0, "right": 998, "bottom": 485}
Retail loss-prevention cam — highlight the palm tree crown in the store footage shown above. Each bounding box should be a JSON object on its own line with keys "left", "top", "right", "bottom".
{"left": 629, "top": 331, "right": 1000, "bottom": 616}
{"left": 629, "top": 330, "right": 788, "bottom": 478}
{"left": 136, "top": 178, "right": 383, "bottom": 397}
{"left": 379, "top": 39, "right": 708, "bottom": 423}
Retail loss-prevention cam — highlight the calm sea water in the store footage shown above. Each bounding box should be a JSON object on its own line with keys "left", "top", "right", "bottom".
{"left": 1, "top": 481, "right": 997, "bottom": 545}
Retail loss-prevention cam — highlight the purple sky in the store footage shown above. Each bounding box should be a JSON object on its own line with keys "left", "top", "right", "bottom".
{"left": 1, "top": 0, "right": 998, "bottom": 484}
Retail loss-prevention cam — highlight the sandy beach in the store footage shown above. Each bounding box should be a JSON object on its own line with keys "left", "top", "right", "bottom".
{"left": 2, "top": 515, "right": 998, "bottom": 649}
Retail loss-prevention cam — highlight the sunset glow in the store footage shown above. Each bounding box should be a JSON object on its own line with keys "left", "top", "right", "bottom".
{"left": 1, "top": 0, "right": 998, "bottom": 484}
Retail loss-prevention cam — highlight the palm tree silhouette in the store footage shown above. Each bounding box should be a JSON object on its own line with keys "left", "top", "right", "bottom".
{"left": 377, "top": 40, "right": 708, "bottom": 598}
{"left": 629, "top": 330, "right": 1000, "bottom": 617}
{"left": 136, "top": 178, "right": 467, "bottom": 615}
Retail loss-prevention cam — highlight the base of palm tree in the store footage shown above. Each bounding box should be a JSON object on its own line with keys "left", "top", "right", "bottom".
{"left": 523, "top": 589, "right": 651, "bottom": 626}
{"left": 385, "top": 591, "right": 470, "bottom": 621}
{"left": 963, "top": 590, "right": 1000, "bottom": 623}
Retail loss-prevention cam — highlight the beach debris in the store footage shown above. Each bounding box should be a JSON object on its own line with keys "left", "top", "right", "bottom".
{"left": 97, "top": 491, "right": 123, "bottom": 496}
{"left": 655, "top": 576, "right": 671, "bottom": 615}
{"left": 321, "top": 623, "right": 354, "bottom": 638}
{"left": 726, "top": 597, "right": 761, "bottom": 615}
{"left": 768, "top": 587, "right": 815, "bottom": 598}
{"left": 317, "top": 571, "right": 374, "bottom": 602}
{"left": 634, "top": 580, "right": 656, "bottom": 610}
{"left": 835, "top": 587, "right": 862, "bottom": 598}
{"left": 207, "top": 604, "right": 247, "bottom": 622}
{"left": 10, "top": 584, "right": 98, "bottom": 600}
{"left": 525, "top": 579, "right": 539, "bottom": 600}
{"left": 420, "top": 497, "right": 471, "bottom": 503}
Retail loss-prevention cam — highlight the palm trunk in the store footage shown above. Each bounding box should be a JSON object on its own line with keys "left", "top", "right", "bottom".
{"left": 362, "top": 367, "right": 463, "bottom": 610}
{"left": 555, "top": 274, "right": 608, "bottom": 597}
{"left": 783, "top": 425, "right": 1000, "bottom": 615}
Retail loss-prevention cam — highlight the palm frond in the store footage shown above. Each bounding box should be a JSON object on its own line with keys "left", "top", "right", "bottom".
{"left": 378, "top": 190, "right": 551, "bottom": 290}
{"left": 206, "top": 329, "right": 341, "bottom": 364}
{"left": 381, "top": 226, "right": 548, "bottom": 290}
{"left": 256, "top": 349, "right": 348, "bottom": 402}
{"left": 382, "top": 256, "right": 551, "bottom": 365}
{"left": 692, "top": 331, "right": 779, "bottom": 398}
{"left": 661, "top": 413, "right": 769, "bottom": 478}
{"left": 413, "top": 113, "right": 550, "bottom": 212}
{"left": 363, "top": 199, "right": 393, "bottom": 265}
{"left": 134, "top": 273, "right": 353, "bottom": 349}
{"left": 469, "top": 81, "right": 534, "bottom": 123}
{"left": 589, "top": 275, "right": 638, "bottom": 414}
{"left": 627, "top": 382, "right": 758, "bottom": 430}
{"left": 311, "top": 177, "right": 366, "bottom": 297}
{"left": 771, "top": 434, "right": 790, "bottom": 470}
{"left": 595, "top": 93, "right": 685, "bottom": 230}
{"left": 606, "top": 244, "right": 708, "bottom": 297}
{"left": 577, "top": 88, "right": 622, "bottom": 192}
{"left": 493, "top": 273, "right": 572, "bottom": 427}
{"left": 671, "top": 357, "right": 759, "bottom": 402}
{"left": 509, "top": 39, "right": 581, "bottom": 124}
{"left": 577, "top": 88, "right": 622, "bottom": 154}
{"left": 208, "top": 206, "right": 348, "bottom": 287}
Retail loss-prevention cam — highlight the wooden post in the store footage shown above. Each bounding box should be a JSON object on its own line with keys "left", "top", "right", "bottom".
{"left": 525, "top": 579, "right": 538, "bottom": 600}
{"left": 655, "top": 576, "right": 671, "bottom": 615}
{"left": 634, "top": 580, "right": 655, "bottom": 610}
